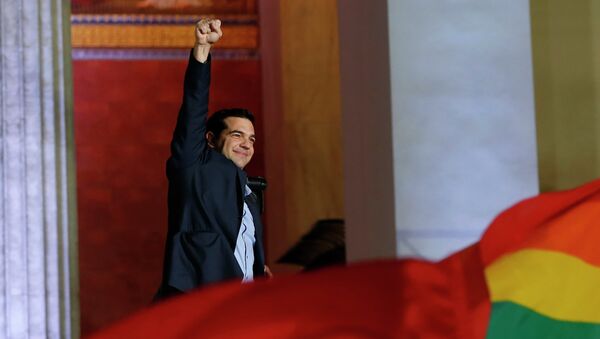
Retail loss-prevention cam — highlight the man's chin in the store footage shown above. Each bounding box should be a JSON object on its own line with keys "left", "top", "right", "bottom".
{"left": 223, "top": 153, "right": 249, "bottom": 168}
{"left": 233, "top": 159, "right": 249, "bottom": 169}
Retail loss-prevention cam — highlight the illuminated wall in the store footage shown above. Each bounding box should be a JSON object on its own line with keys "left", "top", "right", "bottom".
{"left": 339, "top": 1, "right": 539, "bottom": 261}
{"left": 259, "top": 0, "right": 344, "bottom": 274}
{"left": 531, "top": 0, "right": 600, "bottom": 192}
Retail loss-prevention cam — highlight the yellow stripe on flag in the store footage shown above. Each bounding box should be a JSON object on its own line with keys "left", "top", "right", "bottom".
{"left": 485, "top": 248, "right": 600, "bottom": 324}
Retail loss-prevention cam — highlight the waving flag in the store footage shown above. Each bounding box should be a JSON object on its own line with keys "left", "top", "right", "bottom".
{"left": 90, "top": 179, "right": 600, "bottom": 339}
{"left": 481, "top": 180, "right": 600, "bottom": 338}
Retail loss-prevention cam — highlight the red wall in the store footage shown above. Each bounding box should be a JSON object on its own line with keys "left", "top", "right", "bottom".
{"left": 74, "top": 58, "right": 263, "bottom": 335}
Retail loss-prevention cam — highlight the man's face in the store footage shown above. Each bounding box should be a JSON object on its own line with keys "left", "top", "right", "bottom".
{"left": 209, "top": 117, "right": 255, "bottom": 169}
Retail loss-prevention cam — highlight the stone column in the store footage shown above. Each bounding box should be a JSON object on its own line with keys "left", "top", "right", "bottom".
{"left": 0, "top": 0, "right": 78, "bottom": 338}
{"left": 339, "top": 1, "right": 539, "bottom": 261}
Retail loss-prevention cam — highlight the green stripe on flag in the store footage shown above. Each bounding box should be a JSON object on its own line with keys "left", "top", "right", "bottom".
{"left": 487, "top": 301, "right": 600, "bottom": 339}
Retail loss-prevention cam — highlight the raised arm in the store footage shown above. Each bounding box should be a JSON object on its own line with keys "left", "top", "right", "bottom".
{"left": 169, "top": 19, "right": 223, "bottom": 169}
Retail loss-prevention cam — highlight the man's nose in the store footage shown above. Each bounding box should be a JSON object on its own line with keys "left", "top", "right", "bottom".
{"left": 239, "top": 139, "right": 251, "bottom": 149}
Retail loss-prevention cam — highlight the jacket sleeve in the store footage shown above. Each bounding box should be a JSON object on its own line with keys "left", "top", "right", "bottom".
{"left": 168, "top": 50, "right": 212, "bottom": 170}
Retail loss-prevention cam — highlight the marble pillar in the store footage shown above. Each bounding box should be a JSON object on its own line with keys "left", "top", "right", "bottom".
{"left": 0, "top": 0, "right": 77, "bottom": 337}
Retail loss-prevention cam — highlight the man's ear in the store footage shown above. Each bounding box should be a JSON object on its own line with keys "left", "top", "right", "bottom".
{"left": 206, "top": 131, "right": 216, "bottom": 148}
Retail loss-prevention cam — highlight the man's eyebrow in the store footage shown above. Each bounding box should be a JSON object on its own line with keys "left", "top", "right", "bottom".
{"left": 229, "top": 130, "right": 256, "bottom": 138}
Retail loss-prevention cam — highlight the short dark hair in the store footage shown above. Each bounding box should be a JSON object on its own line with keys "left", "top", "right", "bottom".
{"left": 206, "top": 108, "right": 255, "bottom": 139}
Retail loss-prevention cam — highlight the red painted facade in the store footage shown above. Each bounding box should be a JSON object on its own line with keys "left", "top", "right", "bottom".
{"left": 74, "top": 58, "right": 264, "bottom": 335}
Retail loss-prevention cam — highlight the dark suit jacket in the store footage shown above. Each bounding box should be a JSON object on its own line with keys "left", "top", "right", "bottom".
{"left": 156, "top": 52, "right": 265, "bottom": 299}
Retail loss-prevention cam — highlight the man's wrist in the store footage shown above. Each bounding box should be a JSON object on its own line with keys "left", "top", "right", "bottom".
{"left": 193, "top": 44, "right": 211, "bottom": 63}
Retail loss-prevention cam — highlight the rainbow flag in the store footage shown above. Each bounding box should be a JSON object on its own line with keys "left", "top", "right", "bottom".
{"left": 89, "top": 179, "right": 600, "bottom": 338}
{"left": 481, "top": 180, "right": 600, "bottom": 338}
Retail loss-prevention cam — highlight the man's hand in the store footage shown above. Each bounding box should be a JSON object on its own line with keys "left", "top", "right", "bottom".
{"left": 193, "top": 18, "right": 222, "bottom": 63}
{"left": 195, "top": 18, "right": 222, "bottom": 46}
{"left": 264, "top": 265, "right": 273, "bottom": 279}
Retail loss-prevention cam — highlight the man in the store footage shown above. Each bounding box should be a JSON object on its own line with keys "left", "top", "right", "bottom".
{"left": 155, "top": 18, "right": 270, "bottom": 300}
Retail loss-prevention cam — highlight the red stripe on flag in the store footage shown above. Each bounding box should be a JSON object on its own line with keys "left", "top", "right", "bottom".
{"left": 90, "top": 245, "right": 489, "bottom": 338}
{"left": 480, "top": 179, "right": 600, "bottom": 267}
